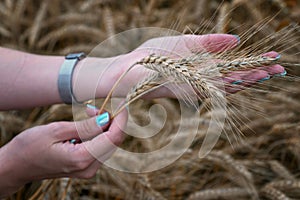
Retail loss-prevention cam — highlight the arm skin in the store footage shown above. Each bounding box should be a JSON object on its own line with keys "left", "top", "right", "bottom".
{"left": 0, "top": 47, "right": 63, "bottom": 109}
{"left": 0, "top": 34, "right": 285, "bottom": 197}
{"left": 0, "top": 47, "right": 125, "bottom": 110}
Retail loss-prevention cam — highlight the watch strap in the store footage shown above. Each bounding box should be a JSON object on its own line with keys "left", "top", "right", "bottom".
{"left": 58, "top": 52, "right": 86, "bottom": 104}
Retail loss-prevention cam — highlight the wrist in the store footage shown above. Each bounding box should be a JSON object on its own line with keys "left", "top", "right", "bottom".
{"left": 71, "top": 51, "right": 149, "bottom": 102}
{"left": 72, "top": 56, "right": 117, "bottom": 101}
{"left": 57, "top": 53, "right": 86, "bottom": 104}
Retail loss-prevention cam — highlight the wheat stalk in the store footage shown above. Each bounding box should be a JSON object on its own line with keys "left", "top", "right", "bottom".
{"left": 96, "top": 20, "right": 300, "bottom": 118}
{"left": 261, "top": 185, "right": 290, "bottom": 200}
{"left": 99, "top": 45, "right": 296, "bottom": 119}
{"left": 187, "top": 187, "right": 250, "bottom": 200}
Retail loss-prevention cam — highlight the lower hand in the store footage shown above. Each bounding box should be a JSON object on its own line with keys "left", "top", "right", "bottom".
{"left": 0, "top": 107, "right": 127, "bottom": 197}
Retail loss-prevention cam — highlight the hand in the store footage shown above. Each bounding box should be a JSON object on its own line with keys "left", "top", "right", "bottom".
{"left": 73, "top": 34, "right": 285, "bottom": 102}
{"left": 0, "top": 106, "right": 127, "bottom": 197}
{"left": 124, "top": 34, "right": 285, "bottom": 97}
{"left": 81, "top": 34, "right": 284, "bottom": 101}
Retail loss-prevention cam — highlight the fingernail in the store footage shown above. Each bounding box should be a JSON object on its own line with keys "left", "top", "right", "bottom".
{"left": 232, "top": 80, "right": 243, "bottom": 85}
{"left": 96, "top": 112, "right": 110, "bottom": 127}
{"left": 258, "top": 75, "right": 271, "bottom": 82}
{"left": 69, "top": 139, "right": 77, "bottom": 144}
{"left": 275, "top": 54, "right": 281, "bottom": 60}
{"left": 87, "top": 104, "right": 98, "bottom": 110}
{"left": 233, "top": 34, "right": 240, "bottom": 44}
{"left": 274, "top": 70, "right": 287, "bottom": 77}
{"left": 69, "top": 138, "right": 81, "bottom": 144}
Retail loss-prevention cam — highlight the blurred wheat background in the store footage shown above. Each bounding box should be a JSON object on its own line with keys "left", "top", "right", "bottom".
{"left": 0, "top": 0, "right": 300, "bottom": 199}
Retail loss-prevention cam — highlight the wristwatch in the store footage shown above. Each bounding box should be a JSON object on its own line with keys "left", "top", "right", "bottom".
{"left": 57, "top": 52, "right": 86, "bottom": 104}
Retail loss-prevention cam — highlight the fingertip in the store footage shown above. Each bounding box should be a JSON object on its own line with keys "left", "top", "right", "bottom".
{"left": 95, "top": 112, "right": 111, "bottom": 130}
{"left": 262, "top": 51, "right": 280, "bottom": 58}
{"left": 222, "top": 71, "right": 243, "bottom": 84}
{"left": 106, "top": 107, "right": 128, "bottom": 146}
{"left": 242, "top": 69, "right": 269, "bottom": 85}
{"left": 86, "top": 104, "right": 99, "bottom": 117}
{"left": 232, "top": 34, "right": 240, "bottom": 44}
{"left": 263, "top": 64, "right": 285, "bottom": 76}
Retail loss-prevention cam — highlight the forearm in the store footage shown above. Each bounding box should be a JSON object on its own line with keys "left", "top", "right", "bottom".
{"left": 0, "top": 47, "right": 148, "bottom": 110}
{"left": 72, "top": 51, "right": 149, "bottom": 102}
{"left": 0, "top": 48, "right": 123, "bottom": 110}
{"left": 0, "top": 47, "right": 63, "bottom": 110}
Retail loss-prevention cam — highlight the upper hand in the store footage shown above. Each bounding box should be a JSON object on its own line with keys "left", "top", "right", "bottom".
{"left": 109, "top": 34, "right": 285, "bottom": 98}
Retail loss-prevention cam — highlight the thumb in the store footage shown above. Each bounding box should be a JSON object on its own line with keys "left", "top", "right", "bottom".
{"left": 84, "top": 106, "right": 128, "bottom": 159}
{"left": 51, "top": 112, "right": 111, "bottom": 142}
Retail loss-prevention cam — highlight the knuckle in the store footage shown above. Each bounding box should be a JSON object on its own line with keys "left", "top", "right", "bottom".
{"left": 71, "top": 158, "right": 91, "bottom": 171}
{"left": 47, "top": 122, "right": 60, "bottom": 132}
{"left": 107, "top": 131, "right": 124, "bottom": 146}
{"left": 69, "top": 150, "right": 93, "bottom": 171}
{"left": 12, "top": 133, "right": 26, "bottom": 148}
{"left": 76, "top": 161, "right": 90, "bottom": 171}
{"left": 47, "top": 122, "right": 70, "bottom": 138}
{"left": 78, "top": 119, "right": 95, "bottom": 137}
{"left": 80, "top": 169, "right": 98, "bottom": 179}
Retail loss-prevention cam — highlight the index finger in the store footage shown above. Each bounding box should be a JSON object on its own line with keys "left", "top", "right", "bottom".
{"left": 185, "top": 34, "right": 240, "bottom": 53}
{"left": 83, "top": 108, "right": 128, "bottom": 161}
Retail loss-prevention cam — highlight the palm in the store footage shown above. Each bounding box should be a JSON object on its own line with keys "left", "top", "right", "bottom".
{"left": 123, "top": 34, "right": 285, "bottom": 98}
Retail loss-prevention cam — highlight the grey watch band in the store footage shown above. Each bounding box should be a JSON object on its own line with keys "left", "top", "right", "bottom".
{"left": 58, "top": 52, "right": 86, "bottom": 104}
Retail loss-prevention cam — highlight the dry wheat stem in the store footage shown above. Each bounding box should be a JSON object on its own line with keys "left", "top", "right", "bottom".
{"left": 261, "top": 185, "right": 291, "bottom": 200}
{"left": 112, "top": 74, "right": 167, "bottom": 117}
{"left": 187, "top": 187, "right": 250, "bottom": 200}
{"left": 98, "top": 60, "right": 142, "bottom": 114}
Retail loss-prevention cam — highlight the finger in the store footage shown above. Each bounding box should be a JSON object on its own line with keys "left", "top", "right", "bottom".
{"left": 69, "top": 147, "right": 116, "bottom": 179}
{"left": 76, "top": 111, "right": 112, "bottom": 141}
{"left": 86, "top": 104, "right": 109, "bottom": 117}
{"left": 67, "top": 144, "right": 117, "bottom": 179}
{"left": 185, "top": 34, "right": 240, "bottom": 53}
{"left": 263, "top": 64, "right": 285, "bottom": 76}
{"left": 262, "top": 51, "right": 279, "bottom": 58}
{"left": 240, "top": 69, "right": 269, "bottom": 86}
{"left": 259, "top": 51, "right": 285, "bottom": 75}
{"left": 50, "top": 112, "right": 111, "bottom": 142}
{"left": 222, "top": 51, "right": 284, "bottom": 92}
{"left": 84, "top": 108, "right": 128, "bottom": 160}
{"left": 70, "top": 159, "right": 102, "bottom": 179}
{"left": 223, "top": 69, "right": 268, "bottom": 93}
{"left": 222, "top": 72, "right": 243, "bottom": 84}
{"left": 86, "top": 104, "right": 99, "bottom": 117}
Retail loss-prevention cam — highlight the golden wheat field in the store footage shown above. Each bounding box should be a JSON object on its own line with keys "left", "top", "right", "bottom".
{"left": 1, "top": 0, "right": 300, "bottom": 199}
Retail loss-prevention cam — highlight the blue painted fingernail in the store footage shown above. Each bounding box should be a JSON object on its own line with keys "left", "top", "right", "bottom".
{"left": 96, "top": 112, "right": 110, "bottom": 127}
{"left": 280, "top": 70, "right": 287, "bottom": 76}
{"left": 258, "top": 75, "right": 271, "bottom": 82}
{"left": 275, "top": 54, "right": 281, "bottom": 60}
{"left": 69, "top": 139, "right": 77, "bottom": 144}
{"left": 274, "top": 70, "right": 287, "bottom": 77}
{"left": 232, "top": 80, "right": 243, "bottom": 85}
{"left": 87, "top": 104, "right": 98, "bottom": 110}
{"left": 233, "top": 34, "right": 240, "bottom": 44}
